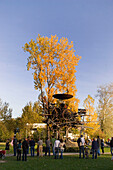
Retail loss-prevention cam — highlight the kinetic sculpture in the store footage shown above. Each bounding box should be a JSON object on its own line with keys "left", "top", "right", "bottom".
{"left": 43, "top": 93, "right": 87, "bottom": 139}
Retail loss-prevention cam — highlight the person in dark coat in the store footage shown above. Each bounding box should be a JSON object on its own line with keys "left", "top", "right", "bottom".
{"left": 110, "top": 137, "right": 113, "bottom": 155}
{"left": 97, "top": 136, "right": 101, "bottom": 156}
{"left": 5, "top": 139, "right": 10, "bottom": 154}
{"left": 22, "top": 138, "right": 28, "bottom": 161}
{"left": 92, "top": 138, "right": 98, "bottom": 159}
{"left": 27, "top": 136, "right": 30, "bottom": 154}
{"left": 101, "top": 139, "right": 104, "bottom": 154}
{"left": 45, "top": 137, "right": 51, "bottom": 156}
{"left": 17, "top": 140, "right": 22, "bottom": 161}
{"left": 29, "top": 138, "right": 35, "bottom": 157}
{"left": 13, "top": 135, "right": 17, "bottom": 156}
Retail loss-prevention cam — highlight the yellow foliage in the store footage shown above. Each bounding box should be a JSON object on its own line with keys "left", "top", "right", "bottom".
{"left": 83, "top": 95, "right": 100, "bottom": 137}
{"left": 23, "top": 35, "right": 81, "bottom": 111}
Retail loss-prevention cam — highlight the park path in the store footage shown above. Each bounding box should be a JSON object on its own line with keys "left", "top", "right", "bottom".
{"left": 5, "top": 152, "right": 111, "bottom": 157}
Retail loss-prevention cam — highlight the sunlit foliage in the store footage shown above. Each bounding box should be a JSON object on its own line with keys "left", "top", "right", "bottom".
{"left": 83, "top": 95, "right": 99, "bottom": 138}
{"left": 97, "top": 83, "right": 113, "bottom": 138}
{"left": 23, "top": 35, "right": 81, "bottom": 112}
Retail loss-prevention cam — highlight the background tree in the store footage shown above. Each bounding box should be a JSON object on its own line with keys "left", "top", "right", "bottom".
{"left": 22, "top": 101, "right": 43, "bottom": 124}
{"left": 0, "top": 98, "right": 13, "bottom": 141}
{"left": 33, "top": 127, "right": 47, "bottom": 142}
{"left": 21, "top": 101, "right": 43, "bottom": 137}
{"left": 96, "top": 83, "right": 113, "bottom": 138}
{"left": 83, "top": 95, "right": 99, "bottom": 138}
{"left": 0, "top": 121, "right": 9, "bottom": 141}
{"left": 0, "top": 98, "right": 12, "bottom": 121}
{"left": 23, "top": 35, "right": 81, "bottom": 113}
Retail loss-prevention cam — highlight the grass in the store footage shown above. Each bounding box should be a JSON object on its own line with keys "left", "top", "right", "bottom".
{"left": 0, "top": 142, "right": 112, "bottom": 170}
{"left": 0, "top": 154, "right": 113, "bottom": 170}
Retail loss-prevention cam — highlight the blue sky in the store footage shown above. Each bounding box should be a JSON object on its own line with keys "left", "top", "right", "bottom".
{"left": 0, "top": 0, "right": 113, "bottom": 118}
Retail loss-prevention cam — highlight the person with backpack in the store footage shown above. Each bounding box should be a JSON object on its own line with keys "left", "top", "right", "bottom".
{"left": 77, "top": 135, "right": 85, "bottom": 159}
{"left": 17, "top": 140, "right": 22, "bottom": 161}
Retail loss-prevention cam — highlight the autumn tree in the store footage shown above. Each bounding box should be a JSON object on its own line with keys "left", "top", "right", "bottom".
{"left": 96, "top": 83, "right": 113, "bottom": 138}
{"left": 83, "top": 95, "right": 99, "bottom": 138}
{"left": 23, "top": 35, "right": 81, "bottom": 113}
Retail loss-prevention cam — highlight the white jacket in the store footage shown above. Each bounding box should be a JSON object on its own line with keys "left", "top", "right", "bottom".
{"left": 54, "top": 140, "right": 60, "bottom": 148}
{"left": 80, "top": 137, "right": 85, "bottom": 146}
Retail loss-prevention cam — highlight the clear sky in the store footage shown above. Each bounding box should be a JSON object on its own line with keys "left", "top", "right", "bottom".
{"left": 0, "top": 0, "right": 113, "bottom": 118}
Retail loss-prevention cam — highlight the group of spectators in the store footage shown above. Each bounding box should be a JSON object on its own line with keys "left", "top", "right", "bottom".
{"left": 5, "top": 135, "right": 65, "bottom": 161}
{"left": 38, "top": 136, "right": 65, "bottom": 159}
{"left": 5, "top": 134, "right": 113, "bottom": 161}
{"left": 77, "top": 135, "right": 105, "bottom": 159}
{"left": 12, "top": 136, "right": 35, "bottom": 161}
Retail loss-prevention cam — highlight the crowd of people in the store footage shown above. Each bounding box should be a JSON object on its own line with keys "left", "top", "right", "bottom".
{"left": 5, "top": 135, "right": 66, "bottom": 161}
{"left": 4, "top": 135, "right": 113, "bottom": 161}
{"left": 77, "top": 135, "right": 106, "bottom": 159}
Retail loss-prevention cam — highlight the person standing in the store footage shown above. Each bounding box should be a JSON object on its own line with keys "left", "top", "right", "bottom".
{"left": 37, "top": 142, "right": 39, "bottom": 156}
{"left": 92, "top": 138, "right": 98, "bottom": 159}
{"left": 101, "top": 139, "right": 104, "bottom": 154}
{"left": 45, "top": 137, "right": 51, "bottom": 156}
{"left": 38, "top": 138, "right": 43, "bottom": 157}
{"left": 13, "top": 135, "right": 17, "bottom": 156}
{"left": 5, "top": 139, "right": 10, "bottom": 154}
{"left": 29, "top": 138, "right": 35, "bottom": 157}
{"left": 97, "top": 136, "right": 101, "bottom": 156}
{"left": 22, "top": 138, "right": 28, "bottom": 161}
{"left": 54, "top": 138, "right": 60, "bottom": 159}
{"left": 59, "top": 139, "right": 65, "bottom": 159}
{"left": 77, "top": 135, "right": 85, "bottom": 159}
{"left": 110, "top": 137, "right": 113, "bottom": 155}
{"left": 51, "top": 136, "right": 56, "bottom": 156}
{"left": 17, "top": 140, "right": 22, "bottom": 161}
{"left": 27, "top": 136, "right": 30, "bottom": 154}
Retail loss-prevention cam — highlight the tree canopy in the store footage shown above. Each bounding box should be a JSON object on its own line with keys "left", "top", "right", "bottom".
{"left": 0, "top": 98, "right": 12, "bottom": 121}
{"left": 23, "top": 35, "right": 81, "bottom": 112}
{"left": 83, "top": 95, "right": 99, "bottom": 138}
{"left": 97, "top": 83, "right": 113, "bottom": 138}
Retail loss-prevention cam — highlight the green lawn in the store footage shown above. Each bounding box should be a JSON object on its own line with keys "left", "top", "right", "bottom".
{"left": 0, "top": 154, "right": 113, "bottom": 170}
{"left": 0, "top": 142, "right": 112, "bottom": 170}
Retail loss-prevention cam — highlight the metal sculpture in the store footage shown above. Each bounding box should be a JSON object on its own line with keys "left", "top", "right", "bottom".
{"left": 43, "top": 93, "right": 88, "bottom": 139}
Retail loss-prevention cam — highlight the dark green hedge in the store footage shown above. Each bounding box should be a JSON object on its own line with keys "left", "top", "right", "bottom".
{"left": 65, "top": 147, "right": 79, "bottom": 153}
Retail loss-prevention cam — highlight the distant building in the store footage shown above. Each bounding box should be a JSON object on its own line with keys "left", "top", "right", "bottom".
{"left": 26, "top": 123, "right": 47, "bottom": 134}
